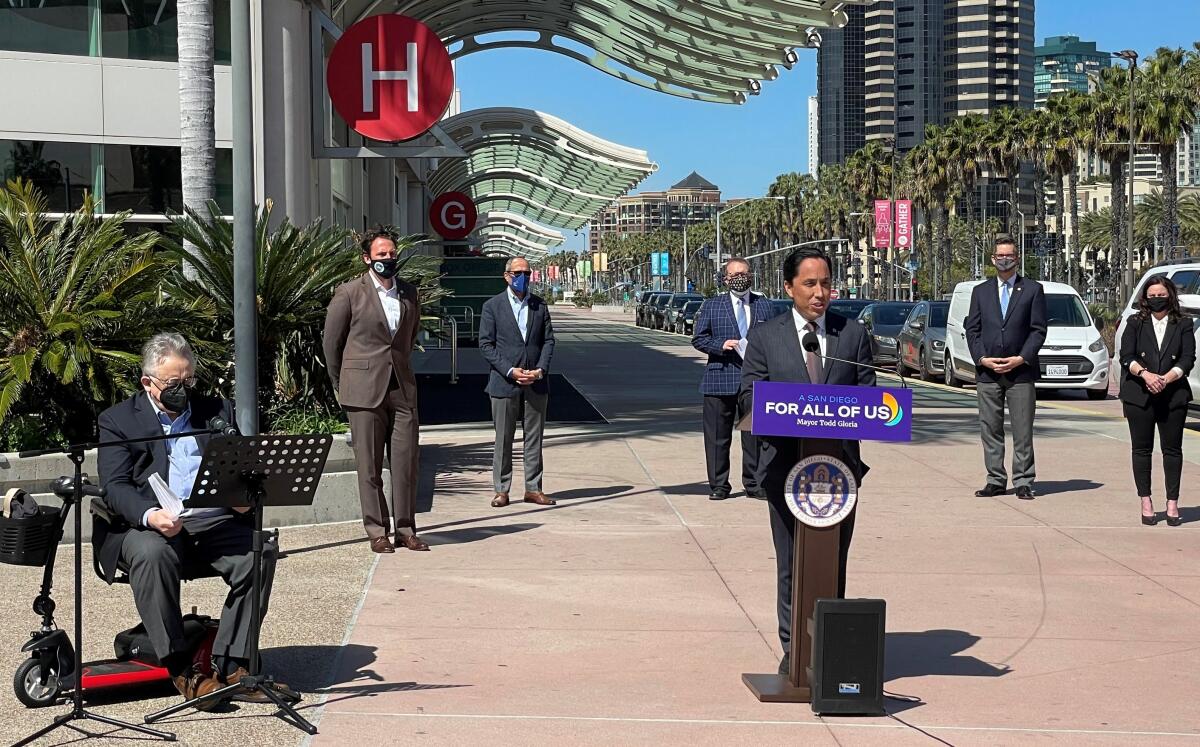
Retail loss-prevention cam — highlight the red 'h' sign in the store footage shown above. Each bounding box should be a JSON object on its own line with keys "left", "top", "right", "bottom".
{"left": 326, "top": 15, "right": 454, "bottom": 142}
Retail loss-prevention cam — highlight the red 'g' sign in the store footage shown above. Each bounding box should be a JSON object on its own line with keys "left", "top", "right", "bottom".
{"left": 429, "top": 192, "right": 477, "bottom": 240}
{"left": 326, "top": 15, "right": 454, "bottom": 142}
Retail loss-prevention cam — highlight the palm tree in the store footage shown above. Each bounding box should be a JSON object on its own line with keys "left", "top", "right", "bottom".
{"left": 943, "top": 114, "right": 985, "bottom": 277}
{"left": 0, "top": 180, "right": 202, "bottom": 443}
{"left": 908, "top": 125, "right": 954, "bottom": 297}
{"left": 1140, "top": 47, "right": 1200, "bottom": 255}
{"left": 1092, "top": 65, "right": 1134, "bottom": 290}
{"left": 161, "top": 201, "right": 449, "bottom": 421}
{"left": 980, "top": 107, "right": 1027, "bottom": 237}
{"left": 179, "top": 0, "right": 216, "bottom": 268}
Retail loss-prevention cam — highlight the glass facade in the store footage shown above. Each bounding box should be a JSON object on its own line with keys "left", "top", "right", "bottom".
{"left": 1, "top": 139, "right": 231, "bottom": 214}
{"left": 0, "top": 0, "right": 231, "bottom": 63}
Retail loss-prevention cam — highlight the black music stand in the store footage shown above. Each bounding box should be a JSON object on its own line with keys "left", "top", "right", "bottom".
{"left": 144, "top": 433, "right": 332, "bottom": 735}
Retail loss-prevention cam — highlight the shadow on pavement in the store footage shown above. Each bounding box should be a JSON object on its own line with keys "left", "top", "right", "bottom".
{"left": 550, "top": 484, "right": 635, "bottom": 501}
{"left": 885, "top": 629, "right": 1010, "bottom": 684}
{"left": 423, "top": 522, "right": 540, "bottom": 546}
{"left": 1033, "top": 479, "right": 1104, "bottom": 495}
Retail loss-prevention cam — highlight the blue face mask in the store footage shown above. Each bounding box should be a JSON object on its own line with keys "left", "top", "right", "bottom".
{"left": 510, "top": 273, "right": 530, "bottom": 294}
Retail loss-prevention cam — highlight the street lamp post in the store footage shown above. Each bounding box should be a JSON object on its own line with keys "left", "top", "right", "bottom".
{"left": 997, "top": 199, "right": 1026, "bottom": 275}
{"left": 1114, "top": 49, "right": 1139, "bottom": 301}
{"left": 715, "top": 196, "right": 786, "bottom": 275}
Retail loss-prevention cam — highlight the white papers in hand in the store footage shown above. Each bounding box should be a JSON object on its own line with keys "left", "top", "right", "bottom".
{"left": 736, "top": 338, "right": 748, "bottom": 359}
{"left": 148, "top": 473, "right": 185, "bottom": 518}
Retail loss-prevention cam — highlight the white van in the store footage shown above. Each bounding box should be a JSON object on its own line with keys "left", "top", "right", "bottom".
{"left": 1113, "top": 260, "right": 1200, "bottom": 415}
{"left": 943, "top": 280, "right": 1110, "bottom": 398}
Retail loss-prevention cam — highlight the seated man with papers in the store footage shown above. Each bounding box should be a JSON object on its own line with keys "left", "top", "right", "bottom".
{"left": 96, "top": 333, "right": 290, "bottom": 708}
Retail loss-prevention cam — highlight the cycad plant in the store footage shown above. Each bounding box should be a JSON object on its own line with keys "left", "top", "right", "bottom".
{"left": 161, "top": 201, "right": 449, "bottom": 423}
{"left": 0, "top": 179, "right": 203, "bottom": 444}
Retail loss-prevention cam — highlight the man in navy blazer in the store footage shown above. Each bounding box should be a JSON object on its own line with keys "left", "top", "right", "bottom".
{"left": 964, "top": 235, "right": 1047, "bottom": 499}
{"left": 691, "top": 257, "right": 780, "bottom": 500}
{"left": 479, "top": 257, "right": 557, "bottom": 508}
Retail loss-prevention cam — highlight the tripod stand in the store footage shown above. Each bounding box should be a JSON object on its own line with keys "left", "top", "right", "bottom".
{"left": 144, "top": 433, "right": 331, "bottom": 735}
{"left": 13, "top": 448, "right": 176, "bottom": 746}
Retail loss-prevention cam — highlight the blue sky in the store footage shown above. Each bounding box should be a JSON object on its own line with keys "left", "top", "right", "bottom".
{"left": 454, "top": 1, "right": 1200, "bottom": 252}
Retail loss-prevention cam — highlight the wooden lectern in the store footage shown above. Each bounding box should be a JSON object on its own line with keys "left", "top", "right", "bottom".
{"left": 738, "top": 412, "right": 850, "bottom": 703}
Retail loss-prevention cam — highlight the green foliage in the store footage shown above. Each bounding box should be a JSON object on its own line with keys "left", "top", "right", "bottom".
{"left": 266, "top": 405, "right": 349, "bottom": 436}
{"left": 160, "top": 201, "right": 451, "bottom": 426}
{"left": 0, "top": 179, "right": 203, "bottom": 442}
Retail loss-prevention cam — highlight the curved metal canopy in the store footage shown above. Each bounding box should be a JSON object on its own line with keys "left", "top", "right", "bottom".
{"left": 478, "top": 211, "right": 565, "bottom": 257}
{"left": 431, "top": 107, "right": 656, "bottom": 231}
{"left": 388, "top": 0, "right": 863, "bottom": 103}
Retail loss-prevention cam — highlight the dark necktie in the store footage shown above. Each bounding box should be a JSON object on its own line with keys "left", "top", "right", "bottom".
{"left": 806, "top": 321, "right": 823, "bottom": 383}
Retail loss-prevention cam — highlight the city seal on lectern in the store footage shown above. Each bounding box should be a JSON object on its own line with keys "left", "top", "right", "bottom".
{"left": 785, "top": 455, "right": 858, "bottom": 528}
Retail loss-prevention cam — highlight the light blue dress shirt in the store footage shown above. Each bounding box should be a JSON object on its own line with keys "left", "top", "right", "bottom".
{"left": 142, "top": 394, "right": 218, "bottom": 525}
{"left": 507, "top": 288, "right": 529, "bottom": 340}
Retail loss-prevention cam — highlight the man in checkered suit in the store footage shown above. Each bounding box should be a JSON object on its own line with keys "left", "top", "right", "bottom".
{"left": 691, "top": 257, "right": 782, "bottom": 500}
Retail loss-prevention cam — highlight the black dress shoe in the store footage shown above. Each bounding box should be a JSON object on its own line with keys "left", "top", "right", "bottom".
{"left": 746, "top": 489, "right": 768, "bottom": 500}
{"left": 1015, "top": 486, "right": 1035, "bottom": 500}
{"left": 777, "top": 652, "right": 790, "bottom": 676}
{"left": 974, "top": 483, "right": 1006, "bottom": 497}
{"left": 709, "top": 491, "right": 729, "bottom": 501}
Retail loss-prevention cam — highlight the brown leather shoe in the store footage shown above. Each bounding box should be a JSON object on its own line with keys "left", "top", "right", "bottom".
{"left": 171, "top": 667, "right": 223, "bottom": 711}
{"left": 369, "top": 536, "right": 395, "bottom": 553}
{"left": 221, "top": 666, "right": 301, "bottom": 703}
{"left": 491, "top": 492, "right": 510, "bottom": 507}
{"left": 523, "top": 491, "right": 556, "bottom": 506}
{"left": 397, "top": 533, "right": 430, "bottom": 551}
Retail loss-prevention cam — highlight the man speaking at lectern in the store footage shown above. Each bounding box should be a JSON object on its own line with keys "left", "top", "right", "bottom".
{"left": 740, "top": 247, "right": 875, "bottom": 676}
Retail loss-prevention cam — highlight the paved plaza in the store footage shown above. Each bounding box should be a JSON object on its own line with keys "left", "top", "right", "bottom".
{"left": 4, "top": 306, "right": 1200, "bottom": 745}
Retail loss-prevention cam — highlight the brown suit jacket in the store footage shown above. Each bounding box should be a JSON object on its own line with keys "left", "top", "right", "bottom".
{"left": 323, "top": 272, "right": 420, "bottom": 409}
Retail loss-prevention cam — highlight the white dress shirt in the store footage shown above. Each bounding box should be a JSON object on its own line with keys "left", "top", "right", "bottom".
{"left": 1150, "top": 315, "right": 1185, "bottom": 379}
{"left": 371, "top": 273, "right": 401, "bottom": 336}
{"left": 792, "top": 308, "right": 827, "bottom": 358}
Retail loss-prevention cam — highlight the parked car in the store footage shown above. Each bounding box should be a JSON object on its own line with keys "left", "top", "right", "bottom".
{"left": 828, "top": 298, "right": 874, "bottom": 320}
{"left": 897, "top": 301, "right": 950, "bottom": 379}
{"left": 672, "top": 299, "right": 704, "bottom": 334}
{"left": 637, "top": 291, "right": 668, "bottom": 327}
{"left": 856, "top": 301, "right": 916, "bottom": 367}
{"left": 644, "top": 292, "right": 675, "bottom": 329}
{"left": 944, "top": 280, "right": 1110, "bottom": 398}
{"left": 651, "top": 292, "right": 703, "bottom": 330}
{"left": 1114, "top": 258, "right": 1200, "bottom": 415}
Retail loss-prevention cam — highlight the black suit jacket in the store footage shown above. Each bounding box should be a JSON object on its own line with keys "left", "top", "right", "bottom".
{"left": 740, "top": 310, "right": 875, "bottom": 495}
{"left": 94, "top": 392, "right": 236, "bottom": 582}
{"left": 1118, "top": 315, "right": 1196, "bottom": 409}
{"left": 478, "top": 290, "right": 556, "bottom": 398}
{"left": 964, "top": 275, "right": 1047, "bottom": 384}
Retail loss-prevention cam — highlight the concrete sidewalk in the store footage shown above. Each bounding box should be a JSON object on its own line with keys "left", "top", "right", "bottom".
{"left": 307, "top": 307, "right": 1200, "bottom": 746}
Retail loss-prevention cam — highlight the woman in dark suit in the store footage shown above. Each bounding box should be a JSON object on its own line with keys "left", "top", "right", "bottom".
{"left": 1119, "top": 275, "right": 1196, "bottom": 526}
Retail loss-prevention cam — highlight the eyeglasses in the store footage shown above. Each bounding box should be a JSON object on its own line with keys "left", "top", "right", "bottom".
{"left": 727, "top": 272, "right": 750, "bottom": 280}
{"left": 508, "top": 270, "right": 533, "bottom": 277}
{"left": 147, "top": 374, "right": 197, "bottom": 389}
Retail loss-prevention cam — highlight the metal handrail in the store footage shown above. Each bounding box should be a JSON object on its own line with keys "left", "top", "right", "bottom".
{"left": 447, "top": 316, "right": 459, "bottom": 384}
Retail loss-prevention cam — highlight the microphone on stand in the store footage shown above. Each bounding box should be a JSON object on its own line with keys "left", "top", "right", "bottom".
{"left": 801, "top": 332, "right": 908, "bottom": 389}
{"left": 206, "top": 416, "right": 240, "bottom": 436}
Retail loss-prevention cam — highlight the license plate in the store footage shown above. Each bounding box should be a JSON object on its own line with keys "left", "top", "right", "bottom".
{"left": 1046, "top": 365, "right": 1069, "bottom": 377}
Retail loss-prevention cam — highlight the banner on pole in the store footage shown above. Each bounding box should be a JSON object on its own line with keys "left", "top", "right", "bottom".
{"left": 873, "top": 200, "right": 891, "bottom": 248}
{"left": 895, "top": 200, "right": 912, "bottom": 250}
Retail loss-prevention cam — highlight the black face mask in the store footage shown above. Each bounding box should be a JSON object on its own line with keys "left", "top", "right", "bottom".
{"left": 371, "top": 258, "right": 399, "bottom": 279}
{"left": 159, "top": 382, "right": 190, "bottom": 413}
{"left": 1147, "top": 297, "right": 1170, "bottom": 313}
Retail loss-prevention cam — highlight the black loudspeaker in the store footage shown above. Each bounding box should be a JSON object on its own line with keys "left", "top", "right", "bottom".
{"left": 810, "top": 598, "right": 886, "bottom": 715}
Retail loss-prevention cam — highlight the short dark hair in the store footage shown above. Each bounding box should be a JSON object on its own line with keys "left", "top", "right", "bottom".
{"left": 994, "top": 235, "right": 1017, "bottom": 253}
{"left": 1136, "top": 273, "right": 1181, "bottom": 321}
{"left": 783, "top": 247, "right": 833, "bottom": 282}
{"left": 359, "top": 224, "right": 400, "bottom": 255}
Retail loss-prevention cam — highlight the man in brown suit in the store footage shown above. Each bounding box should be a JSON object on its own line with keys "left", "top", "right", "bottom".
{"left": 323, "top": 227, "right": 428, "bottom": 553}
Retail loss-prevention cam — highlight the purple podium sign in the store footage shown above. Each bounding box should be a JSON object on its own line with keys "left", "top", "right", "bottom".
{"left": 751, "top": 382, "right": 912, "bottom": 442}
